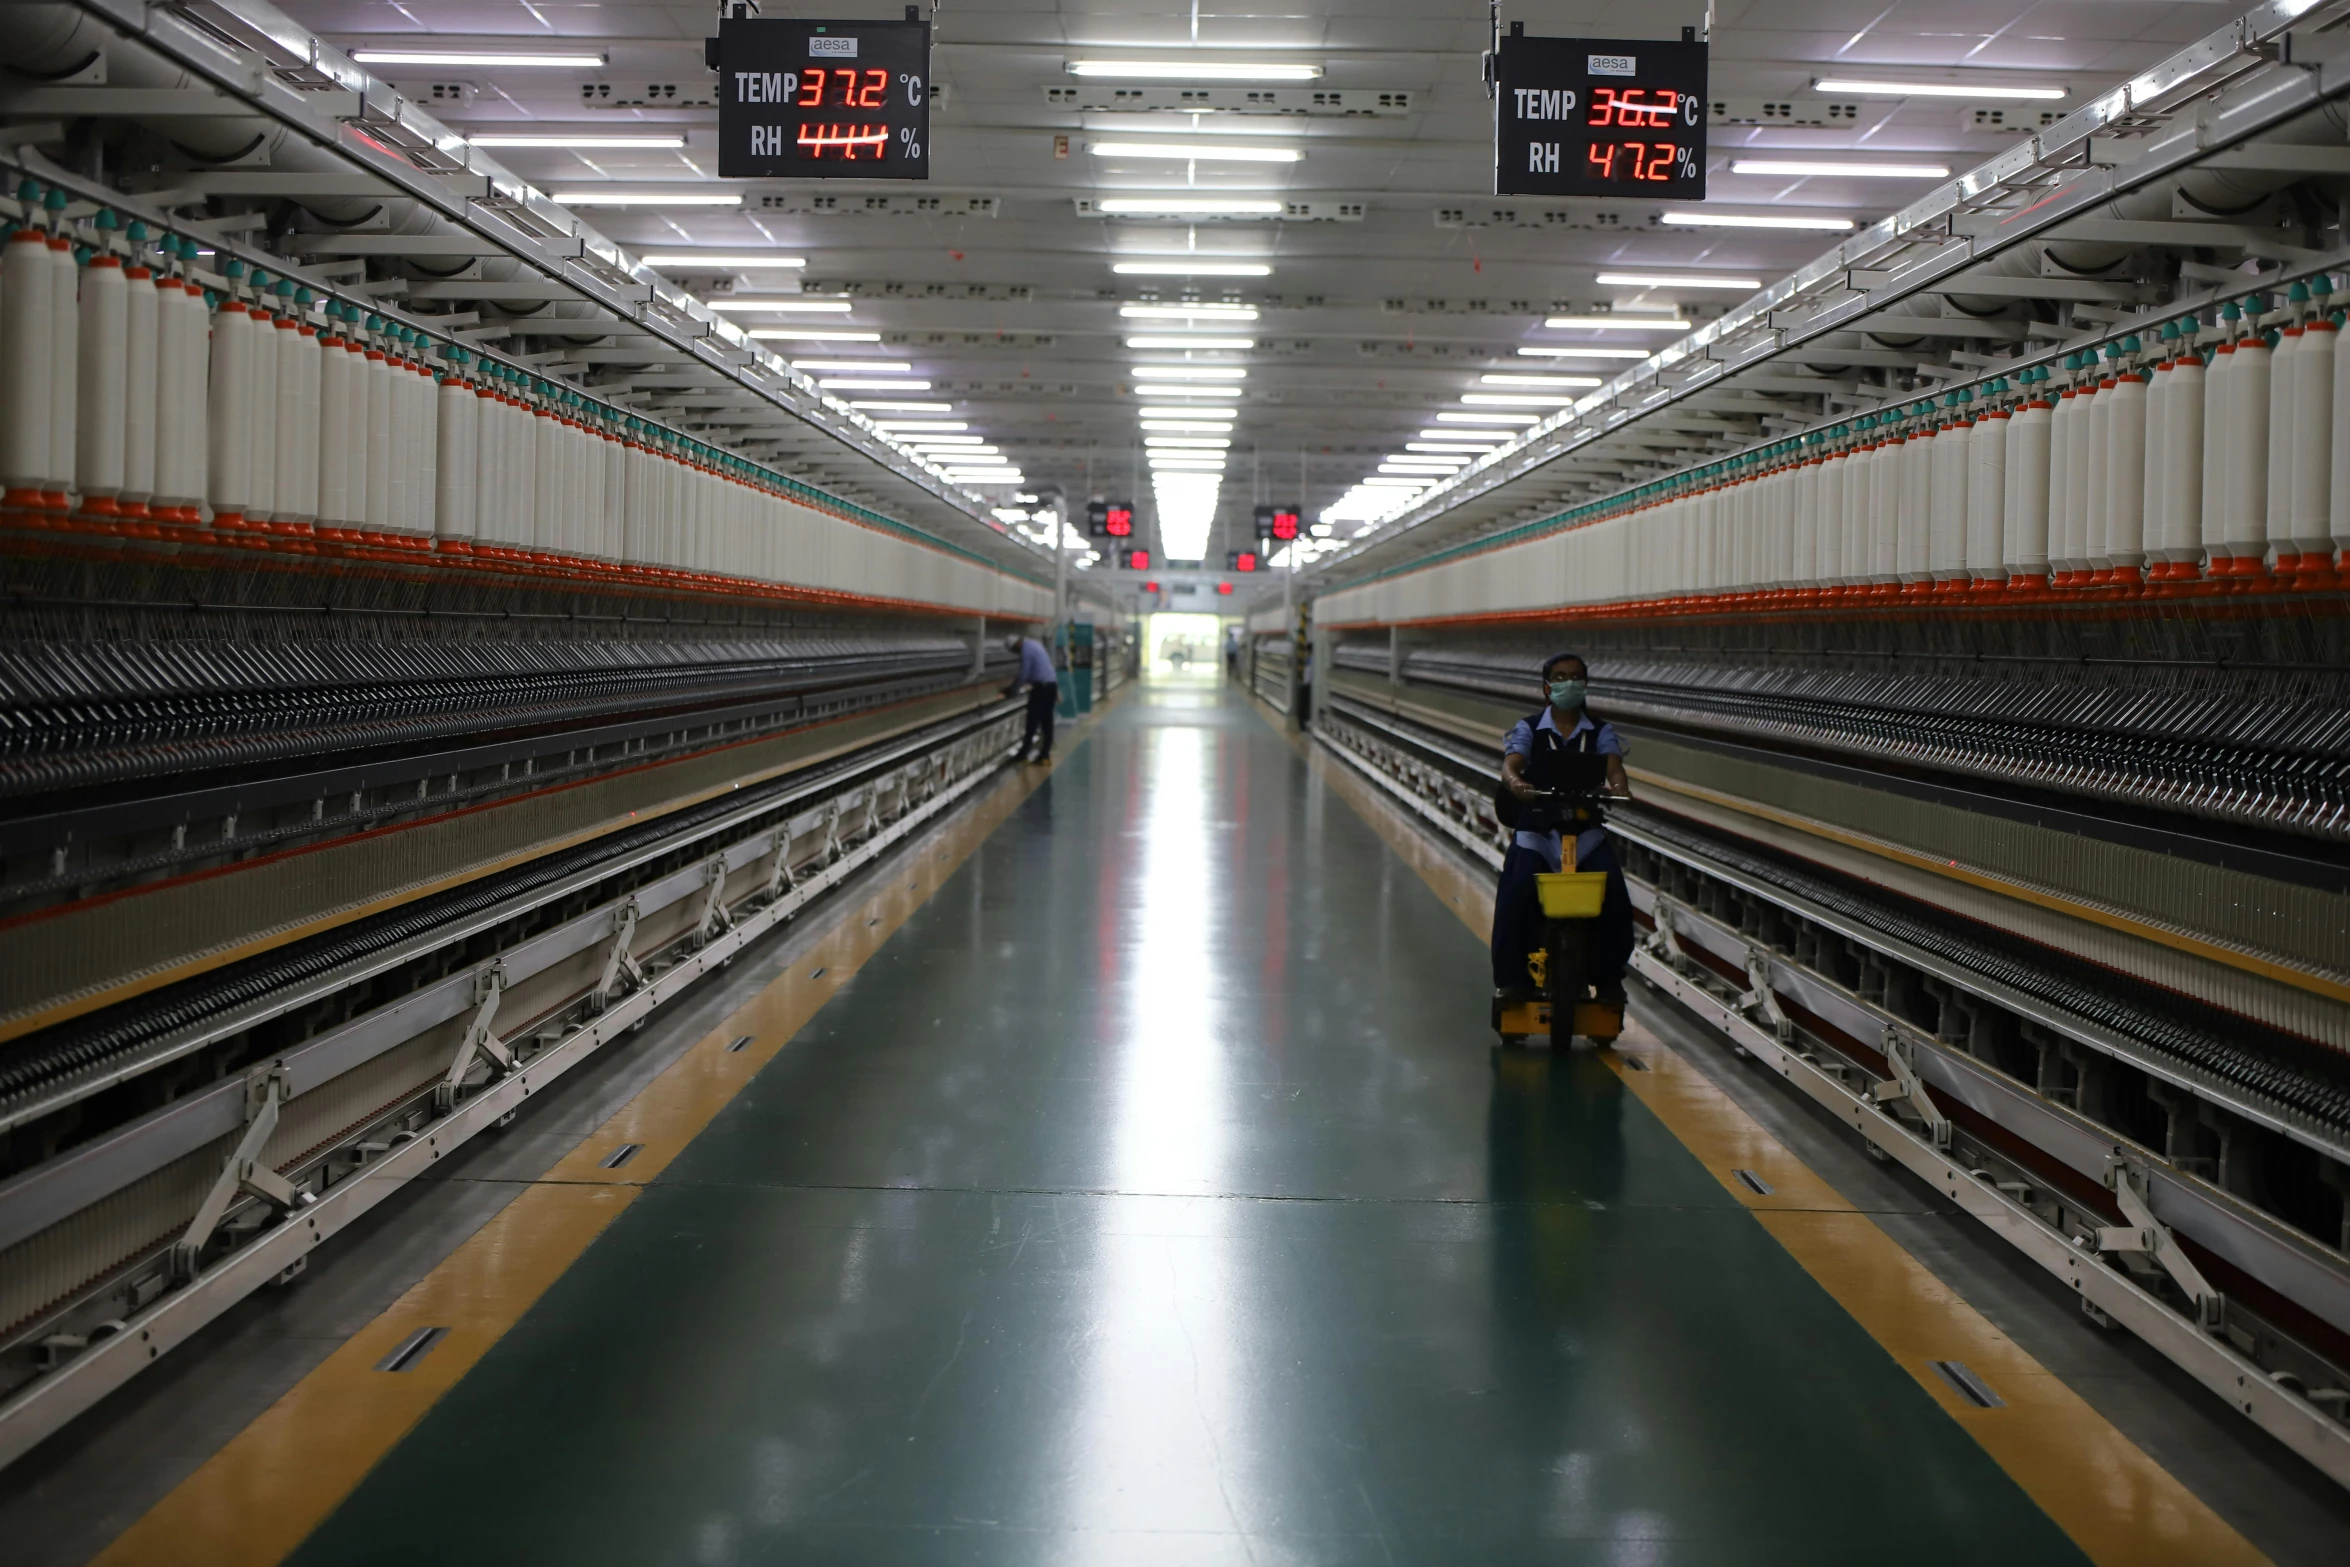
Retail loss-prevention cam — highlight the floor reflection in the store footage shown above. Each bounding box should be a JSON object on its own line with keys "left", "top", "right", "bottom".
{"left": 1054, "top": 696, "right": 1258, "bottom": 1551}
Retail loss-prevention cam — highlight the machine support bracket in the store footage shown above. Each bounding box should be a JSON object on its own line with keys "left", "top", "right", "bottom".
{"left": 1871, "top": 1025, "right": 1953, "bottom": 1150}
{"left": 694, "top": 857, "right": 735, "bottom": 945}
{"left": 764, "top": 827, "right": 798, "bottom": 903}
{"left": 1645, "top": 902, "right": 1686, "bottom": 972}
{"left": 593, "top": 898, "right": 644, "bottom": 1010}
{"left": 171, "top": 1066, "right": 310, "bottom": 1281}
{"left": 2100, "top": 1153, "right": 2227, "bottom": 1332}
{"left": 821, "top": 801, "right": 845, "bottom": 863}
{"left": 1737, "top": 953, "right": 1797, "bottom": 1046}
{"left": 434, "top": 965, "right": 511, "bottom": 1112}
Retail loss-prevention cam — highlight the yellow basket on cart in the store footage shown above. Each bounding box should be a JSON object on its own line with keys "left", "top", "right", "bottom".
{"left": 1534, "top": 871, "right": 1608, "bottom": 918}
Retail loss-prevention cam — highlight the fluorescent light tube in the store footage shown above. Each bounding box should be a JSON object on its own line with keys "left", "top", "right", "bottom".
{"left": 792, "top": 360, "right": 912, "bottom": 372}
{"left": 473, "top": 134, "right": 683, "bottom": 149}
{"left": 354, "top": 49, "right": 606, "bottom": 67}
{"left": 828, "top": 379, "right": 934, "bottom": 390}
{"left": 1480, "top": 373, "right": 1601, "bottom": 388}
{"left": 873, "top": 420, "right": 967, "bottom": 431}
{"left": 705, "top": 299, "right": 852, "bottom": 313}
{"left": 1462, "top": 393, "right": 1577, "bottom": 406}
{"left": 1436, "top": 411, "right": 1538, "bottom": 425}
{"left": 1127, "top": 335, "right": 1255, "bottom": 350}
{"left": 1146, "top": 437, "right": 1231, "bottom": 447}
{"left": 847, "top": 399, "right": 951, "bottom": 411}
{"left": 1112, "top": 261, "right": 1274, "bottom": 276}
{"left": 1543, "top": 314, "right": 1690, "bottom": 330}
{"left": 1120, "top": 304, "right": 1258, "bottom": 321}
{"left": 1361, "top": 477, "right": 1429, "bottom": 487}
{"left": 646, "top": 254, "right": 807, "bottom": 269}
{"left": 1130, "top": 365, "right": 1246, "bottom": 379}
{"left": 1814, "top": 77, "right": 2063, "bottom": 100}
{"left": 1657, "top": 212, "right": 1856, "bottom": 231}
{"left": 1090, "top": 141, "right": 1302, "bottom": 162}
{"left": 1517, "top": 346, "right": 1648, "bottom": 359}
{"left": 1408, "top": 442, "right": 1499, "bottom": 453}
{"left": 1731, "top": 160, "right": 1949, "bottom": 180}
{"left": 748, "top": 329, "right": 880, "bottom": 341}
{"left": 1066, "top": 61, "right": 1322, "bottom": 81}
{"left": 551, "top": 191, "right": 742, "bottom": 207}
{"left": 1142, "top": 420, "right": 1238, "bottom": 433}
{"left": 1139, "top": 406, "right": 1239, "bottom": 420}
{"left": 1097, "top": 198, "right": 1284, "bottom": 216}
{"left": 1595, "top": 271, "right": 1763, "bottom": 289}
{"left": 1132, "top": 384, "right": 1241, "bottom": 398}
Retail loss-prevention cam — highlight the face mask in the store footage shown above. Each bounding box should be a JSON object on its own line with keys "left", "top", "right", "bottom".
{"left": 1548, "top": 678, "right": 1587, "bottom": 709}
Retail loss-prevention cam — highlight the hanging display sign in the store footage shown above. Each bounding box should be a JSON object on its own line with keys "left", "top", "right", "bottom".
{"left": 715, "top": 16, "right": 931, "bottom": 179}
{"left": 1493, "top": 33, "right": 1707, "bottom": 200}
{"left": 1255, "top": 503, "right": 1300, "bottom": 542}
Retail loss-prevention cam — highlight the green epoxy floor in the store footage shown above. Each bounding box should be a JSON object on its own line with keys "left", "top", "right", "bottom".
{"left": 290, "top": 681, "right": 2087, "bottom": 1565}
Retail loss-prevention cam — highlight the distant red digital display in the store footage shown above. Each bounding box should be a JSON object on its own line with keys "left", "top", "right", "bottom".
{"left": 717, "top": 18, "right": 930, "bottom": 181}
{"left": 796, "top": 67, "right": 891, "bottom": 107}
{"left": 1584, "top": 139, "right": 1683, "bottom": 183}
{"left": 1105, "top": 505, "right": 1134, "bottom": 538}
{"left": 1496, "top": 35, "right": 1707, "bottom": 200}
{"left": 1586, "top": 86, "right": 1680, "bottom": 127}
{"left": 1268, "top": 509, "right": 1299, "bottom": 542}
{"left": 796, "top": 123, "right": 890, "bottom": 159}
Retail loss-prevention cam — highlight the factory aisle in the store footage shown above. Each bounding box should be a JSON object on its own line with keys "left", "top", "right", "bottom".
{"left": 257, "top": 680, "right": 2122, "bottom": 1562}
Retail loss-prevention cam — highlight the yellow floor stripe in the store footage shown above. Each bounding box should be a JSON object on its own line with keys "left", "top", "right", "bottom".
{"left": 1609, "top": 1035, "right": 2262, "bottom": 1567}
{"left": 1288, "top": 708, "right": 2268, "bottom": 1567}
{"left": 90, "top": 701, "right": 1116, "bottom": 1567}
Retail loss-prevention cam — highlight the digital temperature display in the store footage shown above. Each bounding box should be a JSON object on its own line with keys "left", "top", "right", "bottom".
{"left": 1494, "top": 34, "right": 1707, "bottom": 200}
{"left": 716, "top": 17, "right": 930, "bottom": 180}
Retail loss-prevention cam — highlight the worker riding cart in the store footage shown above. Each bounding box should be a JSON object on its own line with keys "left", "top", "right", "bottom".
{"left": 1490, "top": 653, "right": 1636, "bottom": 1048}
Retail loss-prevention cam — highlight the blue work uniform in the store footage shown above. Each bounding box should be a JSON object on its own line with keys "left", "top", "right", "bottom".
{"left": 1005, "top": 636, "right": 1060, "bottom": 760}
{"left": 1490, "top": 707, "right": 1636, "bottom": 993}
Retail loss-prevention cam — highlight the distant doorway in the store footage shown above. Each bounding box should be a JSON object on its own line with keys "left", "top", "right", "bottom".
{"left": 1143, "top": 613, "right": 1221, "bottom": 682}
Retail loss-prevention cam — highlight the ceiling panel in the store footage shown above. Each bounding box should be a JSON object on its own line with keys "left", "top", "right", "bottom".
{"left": 280, "top": 0, "right": 2199, "bottom": 570}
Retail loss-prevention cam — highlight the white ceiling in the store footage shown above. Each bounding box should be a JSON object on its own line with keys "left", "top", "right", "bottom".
{"left": 279, "top": 0, "right": 2235, "bottom": 566}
